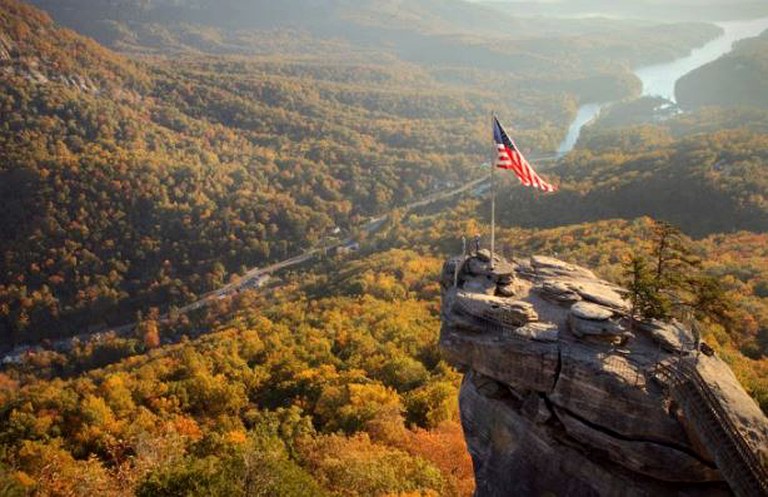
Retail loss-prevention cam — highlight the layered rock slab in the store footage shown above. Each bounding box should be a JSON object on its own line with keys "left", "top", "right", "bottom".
{"left": 440, "top": 253, "right": 768, "bottom": 496}
{"left": 461, "top": 372, "right": 733, "bottom": 497}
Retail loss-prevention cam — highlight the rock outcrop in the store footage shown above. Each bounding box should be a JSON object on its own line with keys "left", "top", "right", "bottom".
{"left": 440, "top": 252, "right": 768, "bottom": 497}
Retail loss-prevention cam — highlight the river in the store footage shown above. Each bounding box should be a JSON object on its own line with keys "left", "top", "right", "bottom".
{"left": 557, "top": 16, "right": 768, "bottom": 156}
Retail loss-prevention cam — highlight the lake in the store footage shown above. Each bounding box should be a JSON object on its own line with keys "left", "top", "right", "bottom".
{"left": 557, "top": 16, "right": 768, "bottom": 156}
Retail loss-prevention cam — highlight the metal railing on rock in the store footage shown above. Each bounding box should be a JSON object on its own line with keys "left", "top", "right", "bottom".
{"left": 654, "top": 359, "right": 768, "bottom": 497}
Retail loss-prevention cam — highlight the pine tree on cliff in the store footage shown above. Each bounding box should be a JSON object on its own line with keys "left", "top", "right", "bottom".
{"left": 623, "top": 255, "right": 669, "bottom": 322}
{"left": 624, "top": 220, "right": 732, "bottom": 326}
{"left": 651, "top": 221, "right": 732, "bottom": 325}
{"left": 651, "top": 221, "right": 700, "bottom": 303}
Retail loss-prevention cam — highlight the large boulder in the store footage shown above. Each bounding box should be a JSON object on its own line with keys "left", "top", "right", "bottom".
{"left": 568, "top": 302, "right": 627, "bottom": 339}
{"left": 440, "top": 253, "right": 768, "bottom": 496}
{"left": 452, "top": 291, "right": 538, "bottom": 328}
{"left": 539, "top": 280, "right": 582, "bottom": 304}
{"left": 531, "top": 255, "right": 596, "bottom": 279}
{"left": 639, "top": 319, "right": 697, "bottom": 353}
{"left": 571, "top": 301, "right": 614, "bottom": 321}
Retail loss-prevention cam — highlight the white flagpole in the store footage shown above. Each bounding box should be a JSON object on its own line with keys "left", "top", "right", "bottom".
{"left": 490, "top": 113, "right": 496, "bottom": 269}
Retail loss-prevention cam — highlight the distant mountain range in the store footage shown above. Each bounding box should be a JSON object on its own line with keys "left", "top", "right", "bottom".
{"left": 481, "top": 0, "right": 768, "bottom": 22}
{"left": 28, "top": 0, "right": 719, "bottom": 67}
{"left": 28, "top": 0, "right": 523, "bottom": 43}
{"left": 1, "top": 0, "right": 514, "bottom": 345}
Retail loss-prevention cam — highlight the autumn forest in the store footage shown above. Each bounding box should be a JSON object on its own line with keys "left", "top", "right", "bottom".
{"left": 1, "top": 0, "right": 768, "bottom": 495}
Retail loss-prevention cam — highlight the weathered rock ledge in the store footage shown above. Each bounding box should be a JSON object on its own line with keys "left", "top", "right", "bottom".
{"left": 440, "top": 252, "right": 768, "bottom": 497}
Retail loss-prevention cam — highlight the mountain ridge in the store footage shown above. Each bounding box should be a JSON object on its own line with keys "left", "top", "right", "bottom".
{"left": 0, "top": 0, "right": 149, "bottom": 91}
{"left": 676, "top": 29, "right": 768, "bottom": 109}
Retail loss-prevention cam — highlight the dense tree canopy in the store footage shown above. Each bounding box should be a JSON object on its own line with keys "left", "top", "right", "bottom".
{"left": 3, "top": 214, "right": 768, "bottom": 495}
{"left": 2, "top": 2, "right": 767, "bottom": 495}
{"left": 496, "top": 107, "right": 768, "bottom": 236}
{"left": 0, "top": 248, "right": 471, "bottom": 496}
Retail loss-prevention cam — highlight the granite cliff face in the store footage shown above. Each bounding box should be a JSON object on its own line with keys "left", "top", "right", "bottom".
{"left": 439, "top": 251, "right": 768, "bottom": 497}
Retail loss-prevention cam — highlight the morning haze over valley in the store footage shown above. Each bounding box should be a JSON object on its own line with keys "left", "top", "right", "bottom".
{"left": 1, "top": 0, "right": 768, "bottom": 495}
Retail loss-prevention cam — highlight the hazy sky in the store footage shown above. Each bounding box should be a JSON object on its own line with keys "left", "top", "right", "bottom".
{"left": 472, "top": 0, "right": 740, "bottom": 4}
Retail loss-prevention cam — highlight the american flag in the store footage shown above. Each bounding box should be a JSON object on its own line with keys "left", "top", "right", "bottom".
{"left": 493, "top": 116, "right": 556, "bottom": 192}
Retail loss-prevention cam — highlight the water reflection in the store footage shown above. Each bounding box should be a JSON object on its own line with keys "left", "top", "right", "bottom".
{"left": 635, "top": 17, "right": 768, "bottom": 102}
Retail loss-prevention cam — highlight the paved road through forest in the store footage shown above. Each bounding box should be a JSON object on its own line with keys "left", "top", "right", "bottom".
{"left": 2, "top": 171, "right": 497, "bottom": 363}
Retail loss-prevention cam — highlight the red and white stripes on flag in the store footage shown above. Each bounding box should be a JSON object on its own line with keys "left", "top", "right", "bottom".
{"left": 493, "top": 116, "right": 556, "bottom": 193}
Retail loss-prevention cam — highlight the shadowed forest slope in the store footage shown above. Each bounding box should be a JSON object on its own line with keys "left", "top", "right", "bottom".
{"left": 676, "top": 29, "right": 768, "bottom": 109}
{"left": 497, "top": 108, "right": 768, "bottom": 237}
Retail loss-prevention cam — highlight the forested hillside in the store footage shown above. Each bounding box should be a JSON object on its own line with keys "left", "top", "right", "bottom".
{"left": 0, "top": 0, "right": 499, "bottom": 348}
{"left": 0, "top": 248, "right": 472, "bottom": 496}
{"left": 2, "top": 0, "right": 768, "bottom": 495}
{"left": 496, "top": 108, "right": 768, "bottom": 236}
{"left": 676, "top": 28, "right": 768, "bottom": 108}
{"left": 2, "top": 212, "right": 767, "bottom": 495}
{"left": 0, "top": 0, "right": 724, "bottom": 348}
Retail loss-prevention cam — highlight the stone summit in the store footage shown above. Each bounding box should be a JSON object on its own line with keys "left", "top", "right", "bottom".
{"left": 439, "top": 250, "right": 768, "bottom": 497}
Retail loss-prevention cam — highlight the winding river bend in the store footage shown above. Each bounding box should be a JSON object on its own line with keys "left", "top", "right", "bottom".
{"left": 557, "top": 17, "right": 768, "bottom": 156}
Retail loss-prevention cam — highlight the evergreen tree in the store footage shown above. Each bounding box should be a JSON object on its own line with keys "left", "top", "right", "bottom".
{"left": 622, "top": 255, "right": 670, "bottom": 321}
{"left": 651, "top": 221, "right": 700, "bottom": 302}
{"left": 624, "top": 220, "right": 733, "bottom": 328}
